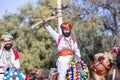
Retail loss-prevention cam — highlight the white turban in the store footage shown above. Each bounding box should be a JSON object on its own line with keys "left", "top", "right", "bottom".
{"left": 1, "top": 32, "right": 13, "bottom": 40}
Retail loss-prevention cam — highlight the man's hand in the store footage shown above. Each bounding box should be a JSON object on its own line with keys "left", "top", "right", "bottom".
{"left": 1, "top": 43, "right": 5, "bottom": 49}
{"left": 43, "top": 19, "right": 48, "bottom": 25}
{"left": 8, "top": 63, "right": 13, "bottom": 68}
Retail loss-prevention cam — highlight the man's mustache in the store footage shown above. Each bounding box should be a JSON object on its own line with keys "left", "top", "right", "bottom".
{"left": 5, "top": 43, "right": 11, "bottom": 45}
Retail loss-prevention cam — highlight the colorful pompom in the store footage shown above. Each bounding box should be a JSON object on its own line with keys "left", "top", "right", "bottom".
{"left": 66, "top": 60, "right": 89, "bottom": 80}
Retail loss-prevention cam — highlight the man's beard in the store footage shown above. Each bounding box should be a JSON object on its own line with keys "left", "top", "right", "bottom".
{"left": 62, "top": 30, "right": 71, "bottom": 37}
{"left": 4, "top": 43, "right": 12, "bottom": 50}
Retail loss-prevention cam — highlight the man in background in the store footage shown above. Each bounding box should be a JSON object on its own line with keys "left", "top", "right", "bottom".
{"left": 0, "top": 32, "right": 20, "bottom": 79}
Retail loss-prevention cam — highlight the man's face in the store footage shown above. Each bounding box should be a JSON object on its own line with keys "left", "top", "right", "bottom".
{"left": 62, "top": 28, "right": 71, "bottom": 37}
{"left": 3, "top": 38, "right": 12, "bottom": 50}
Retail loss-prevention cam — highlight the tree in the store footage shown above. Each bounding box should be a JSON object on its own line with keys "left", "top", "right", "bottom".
{"left": 0, "top": 0, "right": 119, "bottom": 75}
{"left": 71, "top": 0, "right": 120, "bottom": 47}
{"left": 0, "top": 0, "right": 58, "bottom": 71}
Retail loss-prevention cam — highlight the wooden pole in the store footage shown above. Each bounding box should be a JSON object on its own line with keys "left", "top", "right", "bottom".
{"left": 57, "top": 0, "right": 62, "bottom": 34}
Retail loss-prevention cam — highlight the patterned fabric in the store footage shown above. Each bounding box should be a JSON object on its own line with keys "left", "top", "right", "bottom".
{"left": 66, "top": 60, "right": 89, "bottom": 80}
{"left": 3, "top": 67, "right": 22, "bottom": 80}
{"left": 60, "top": 22, "right": 72, "bottom": 30}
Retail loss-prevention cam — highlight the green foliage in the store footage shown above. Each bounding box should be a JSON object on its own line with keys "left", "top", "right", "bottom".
{"left": 0, "top": 0, "right": 117, "bottom": 74}
{"left": 0, "top": 0, "right": 58, "bottom": 71}
{"left": 73, "top": 21, "right": 99, "bottom": 55}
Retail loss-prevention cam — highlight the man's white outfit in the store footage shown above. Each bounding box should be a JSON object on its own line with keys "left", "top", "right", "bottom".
{"left": 45, "top": 25, "right": 81, "bottom": 80}
{"left": 0, "top": 48, "right": 20, "bottom": 80}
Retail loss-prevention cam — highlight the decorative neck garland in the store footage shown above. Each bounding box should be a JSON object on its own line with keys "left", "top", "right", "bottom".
{"left": 66, "top": 60, "right": 89, "bottom": 80}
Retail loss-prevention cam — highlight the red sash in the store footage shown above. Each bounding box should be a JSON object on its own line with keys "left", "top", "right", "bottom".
{"left": 58, "top": 48, "right": 73, "bottom": 56}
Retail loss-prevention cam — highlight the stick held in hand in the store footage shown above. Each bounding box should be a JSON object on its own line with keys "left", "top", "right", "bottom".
{"left": 31, "top": 15, "right": 62, "bottom": 29}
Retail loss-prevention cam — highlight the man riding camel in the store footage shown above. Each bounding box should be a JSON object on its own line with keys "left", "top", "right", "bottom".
{"left": 43, "top": 21, "right": 81, "bottom": 80}
{"left": 0, "top": 32, "right": 20, "bottom": 79}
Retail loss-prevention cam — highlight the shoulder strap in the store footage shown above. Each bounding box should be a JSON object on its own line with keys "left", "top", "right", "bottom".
{"left": 70, "top": 37, "right": 76, "bottom": 43}
{"left": 13, "top": 49, "right": 19, "bottom": 60}
{"left": 56, "top": 35, "right": 76, "bottom": 47}
{"left": 56, "top": 35, "right": 63, "bottom": 47}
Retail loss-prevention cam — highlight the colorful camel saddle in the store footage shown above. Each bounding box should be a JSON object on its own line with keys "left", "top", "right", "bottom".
{"left": 3, "top": 67, "right": 23, "bottom": 80}
{"left": 66, "top": 60, "right": 89, "bottom": 80}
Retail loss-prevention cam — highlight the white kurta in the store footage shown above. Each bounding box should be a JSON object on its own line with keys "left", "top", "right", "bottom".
{"left": 45, "top": 25, "right": 81, "bottom": 80}
{"left": 0, "top": 48, "right": 20, "bottom": 80}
